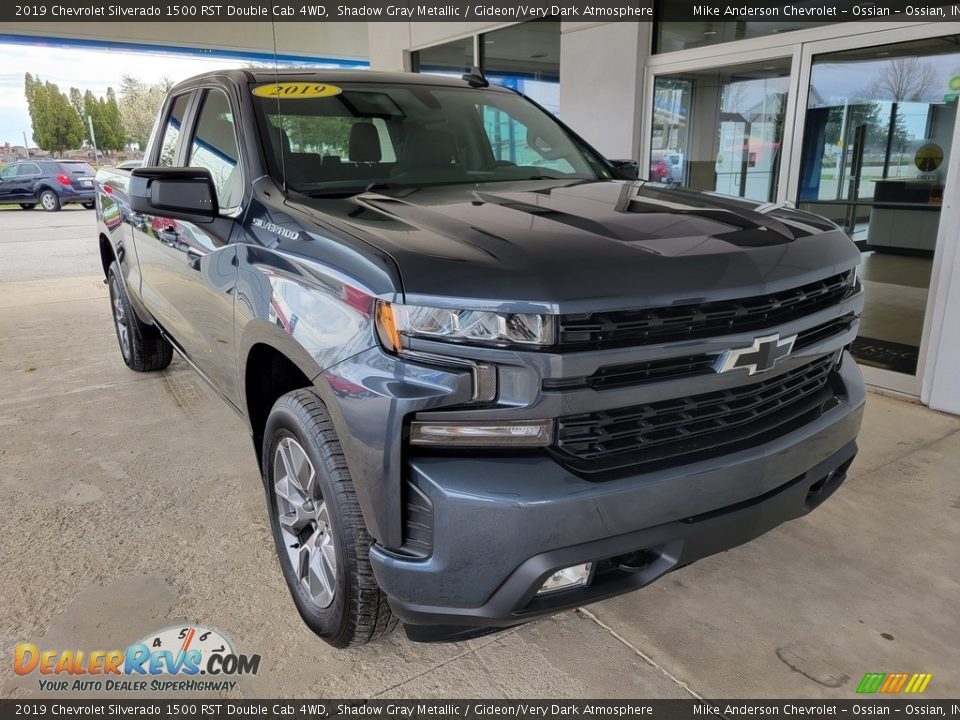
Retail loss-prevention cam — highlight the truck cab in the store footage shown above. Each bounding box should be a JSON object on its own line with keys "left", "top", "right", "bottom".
{"left": 96, "top": 69, "right": 864, "bottom": 646}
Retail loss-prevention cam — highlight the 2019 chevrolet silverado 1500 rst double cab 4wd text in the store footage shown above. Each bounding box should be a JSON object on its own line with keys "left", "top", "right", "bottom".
{"left": 95, "top": 69, "right": 865, "bottom": 647}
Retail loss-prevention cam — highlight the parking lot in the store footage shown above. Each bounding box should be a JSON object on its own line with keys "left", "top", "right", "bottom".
{"left": 1, "top": 209, "right": 958, "bottom": 699}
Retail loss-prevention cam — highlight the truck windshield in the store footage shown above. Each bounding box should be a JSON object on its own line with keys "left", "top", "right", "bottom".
{"left": 251, "top": 81, "right": 609, "bottom": 195}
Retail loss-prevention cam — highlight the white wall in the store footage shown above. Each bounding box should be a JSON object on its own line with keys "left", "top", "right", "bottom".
{"left": 559, "top": 22, "right": 647, "bottom": 159}
{"left": 366, "top": 22, "right": 412, "bottom": 71}
{"left": 922, "top": 106, "right": 960, "bottom": 416}
{"left": 0, "top": 21, "right": 369, "bottom": 60}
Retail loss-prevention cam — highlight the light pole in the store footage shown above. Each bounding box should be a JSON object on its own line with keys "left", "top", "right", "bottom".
{"left": 87, "top": 115, "right": 99, "bottom": 168}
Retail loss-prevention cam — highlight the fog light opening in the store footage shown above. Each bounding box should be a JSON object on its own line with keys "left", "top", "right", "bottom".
{"left": 536, "top": 562, "right": 593, "bottom": 595}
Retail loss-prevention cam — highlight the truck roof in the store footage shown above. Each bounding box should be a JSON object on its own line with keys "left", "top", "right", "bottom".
{"left": 171, "top": 68, "right": 513, "bottom": 93}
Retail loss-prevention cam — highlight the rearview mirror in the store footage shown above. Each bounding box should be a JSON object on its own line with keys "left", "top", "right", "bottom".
{"left": 129, "top": 167, "right": 218, "bottom": 222}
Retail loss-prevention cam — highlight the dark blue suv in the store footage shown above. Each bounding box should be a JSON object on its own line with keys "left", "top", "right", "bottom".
{"left": 0, "top": 160, "right": 96, "bottom": 211}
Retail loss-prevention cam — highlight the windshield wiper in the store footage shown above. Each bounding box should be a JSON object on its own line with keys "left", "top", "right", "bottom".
{"left": 360, "top": 181, "right": 423, "bottom": 198}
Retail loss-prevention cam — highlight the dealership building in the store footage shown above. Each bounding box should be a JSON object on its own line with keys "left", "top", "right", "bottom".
{"left": 5, "top": 13, "right": 960, "bottom": 414}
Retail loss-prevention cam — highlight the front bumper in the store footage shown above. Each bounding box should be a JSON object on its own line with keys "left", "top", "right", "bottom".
{"left": 369, "top": 356, "right": 864, "bottom": 637}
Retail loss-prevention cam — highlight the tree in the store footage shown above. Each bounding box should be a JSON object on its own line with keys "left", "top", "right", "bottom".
{"left": 119, "top": 74, "right": 168, "bottom": 150}
{"left": 83, "top": 89, "right": 105, "bottom": 149}
{"left": 104, "top": 88, "right": 125, "bottom": 151}
{"left": 69, "top": 87, "right": 84, "bottom": 123}
{"left": 24, "top": 74, "right": 84, "bottom": 156}
{"left": 870, "top": 58, "right": 938, "bottom": 102}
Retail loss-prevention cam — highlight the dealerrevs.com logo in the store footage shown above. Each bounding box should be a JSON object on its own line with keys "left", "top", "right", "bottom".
{"left": 14, "top": 625, "right": 261, "bottom": 693}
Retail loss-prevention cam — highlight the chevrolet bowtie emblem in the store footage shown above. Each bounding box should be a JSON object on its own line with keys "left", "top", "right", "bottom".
{"left": 716, "top": 333, "right": 797, "bottom": 376}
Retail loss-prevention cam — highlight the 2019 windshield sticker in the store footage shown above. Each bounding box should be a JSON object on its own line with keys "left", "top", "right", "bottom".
{"left": 252, "top": 82, "right": 342, "bottom": 99}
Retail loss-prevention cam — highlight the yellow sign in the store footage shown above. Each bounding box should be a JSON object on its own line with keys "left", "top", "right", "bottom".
{"left": 914, "top": 143, "right": 944, "bottom": 172}
{"left": 252, "top": 82, "right": 342, "bottom": 99}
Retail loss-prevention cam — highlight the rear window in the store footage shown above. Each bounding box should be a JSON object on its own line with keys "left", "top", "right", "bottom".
{"left": 59, "top": 162, "right": 95, "bottom": 175}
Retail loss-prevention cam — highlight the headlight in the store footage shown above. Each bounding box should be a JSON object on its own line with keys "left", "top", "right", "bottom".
{"left": 376, "top": 301, "right": 554, "bottom": 351}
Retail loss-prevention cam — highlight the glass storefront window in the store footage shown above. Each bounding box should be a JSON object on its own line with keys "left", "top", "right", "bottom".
{"left": 655, "top": 19, "right": 828, "bottom": 54}
{"left": 798, "top": 36, "right": 960, "bottom": 376}
{"left": 651, "top": 59, "right": 791, "bottom": 202}
{"left": 481, "top": 21, "right": 560, "bottom": 115}
{"left": 412, "top": 37, "right": 473, "bottom": 77}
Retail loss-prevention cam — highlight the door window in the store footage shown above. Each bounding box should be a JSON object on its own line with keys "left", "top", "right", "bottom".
{"left": 0, "top": 165, "right": 16, "bottom": 179}
{"left": 797, "top": 35, "right": 960, "bottom": 376}
{"left": 188, "top": 89, "right": 243, "bottom": 210}
{"left": 156, "top": 94, "right": 190, "bottom": 167}
{"left": 17, "top": 164, "right": 41, "bottom": 176}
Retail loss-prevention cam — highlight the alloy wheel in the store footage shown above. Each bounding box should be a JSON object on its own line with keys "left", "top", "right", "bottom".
{"left": 108, "top": 276, "right": 131, "bottom": 361}
{"left": 273, "top": 436, "right": 337, "bottom": 608}
{"left": 41, "top": 192, "right": 57, "bottom": 211}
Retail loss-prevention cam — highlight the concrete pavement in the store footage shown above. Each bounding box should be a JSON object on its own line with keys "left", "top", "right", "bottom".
{"left": 1, "top": 211, "right": 957, "bottom": 699}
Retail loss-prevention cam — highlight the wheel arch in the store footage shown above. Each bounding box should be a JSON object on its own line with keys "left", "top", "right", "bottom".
{"left": 242, "top": 336, "right": 328, "bottom": 469}
{"left": 98, "top": 232, "right": 115, "bottom": 278}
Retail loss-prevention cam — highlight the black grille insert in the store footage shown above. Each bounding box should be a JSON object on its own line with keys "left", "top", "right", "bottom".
{"left": 554, "top": 355, "right": 840, "bottom": 478}
{"left": 558, "top": 271, "right": 855, "bottom": 349}
{"left": 543, "top": 313, "right": 855, "bottom": 392}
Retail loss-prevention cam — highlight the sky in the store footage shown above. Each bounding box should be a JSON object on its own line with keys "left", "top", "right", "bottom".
{"left": 0, "top": 43, "right": 255, "bottom": 146}
{"left": 0, "top": 41, "right": 353, "bottom": 147}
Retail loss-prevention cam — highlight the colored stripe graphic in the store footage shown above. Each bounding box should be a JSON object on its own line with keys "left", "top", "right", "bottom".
{"left": 857, "top": 673, "right": 885, "bottom": 693}
{"left": 857, "top": 672, "right": 932, "bottom": 694}
{"left": 879, "top": 673, "right": 909, "bottom": 693}
{"left": 904, "top": 673, "right": 933, "bottom": 693}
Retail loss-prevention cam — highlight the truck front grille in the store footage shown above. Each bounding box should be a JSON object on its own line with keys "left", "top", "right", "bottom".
{"left": 553, "top": 355, "right": 840, "bottom": 478}
{"left": 543, "top": 313, "right": 855, "bottom": 391}
{"left": 558, "top": 271, "right": 855, "bottom": 350}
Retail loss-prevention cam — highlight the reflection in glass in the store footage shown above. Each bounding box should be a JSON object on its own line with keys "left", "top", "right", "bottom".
{"left": 412, "top": 37, "right": 473, "bottom": 76}
{"left": 481, "top": 21, "right": 560, "bottom": 115}
{"left": 189, "top": 89, "right": 242, "bottom": 209}
{"left": 798, "top": 36, "right": 960, "bottom": 376}
{"left": 652, "top": 59, "right": 791, "bottom": 202}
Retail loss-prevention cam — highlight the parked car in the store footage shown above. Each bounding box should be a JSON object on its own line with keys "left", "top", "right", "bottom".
{"left": 0, "top": 160, "right": 96, "bottom": 210}
{"left": 96, "top": 69, "right": 865, "bottom": 648}
{"left": 649, "top": 156, "right": 670, "bottom": 182}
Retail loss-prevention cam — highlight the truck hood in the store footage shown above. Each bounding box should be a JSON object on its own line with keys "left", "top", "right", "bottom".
{"left": 292, "top": 180, "right": 859, "bottom": 313}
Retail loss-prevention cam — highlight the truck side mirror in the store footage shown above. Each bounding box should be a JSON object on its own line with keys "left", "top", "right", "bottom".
{"left": 609, "top": 159, "right": 639, "bottom": 180}
{"left": 129, "top": 167, "right": 219, "bottom": 222}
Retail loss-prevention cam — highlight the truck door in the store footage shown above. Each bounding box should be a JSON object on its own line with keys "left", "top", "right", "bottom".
{"left": 133, "top": 86, "right": 244, "bottom": 407}
{"left": 133, "top": 91, "right": 194, "bottom": 322}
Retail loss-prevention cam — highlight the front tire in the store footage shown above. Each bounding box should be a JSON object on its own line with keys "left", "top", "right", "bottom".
{"left": 39, "top": 189, "right": 60, "bottom": 212}
{"left": 19, "top": 203, "right": 36, "bottom": 210}
{"left": 263, "top": 390, "right": 397, "bottom": 648}
{"left": 82, "top": 201, "right": 95, "bottom": 210}
{"left": 107, "top": 261, "right": 173, "bottom": 372}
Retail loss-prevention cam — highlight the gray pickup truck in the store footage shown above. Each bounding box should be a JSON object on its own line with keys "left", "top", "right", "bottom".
{"left": 95, "top": 68, "right": 865, "bottom": 647}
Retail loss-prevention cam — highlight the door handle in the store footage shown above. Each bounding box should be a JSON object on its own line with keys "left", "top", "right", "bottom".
{"left": 186, "top": 248, "right": 203, "bottom": 271}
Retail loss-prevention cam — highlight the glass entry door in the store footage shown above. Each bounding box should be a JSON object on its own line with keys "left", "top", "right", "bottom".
{"left": 651, "top": 58, "right": 791, "bottom": 202}
{"left": 797, "top": 35, "right": 960, "bottom": 380}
